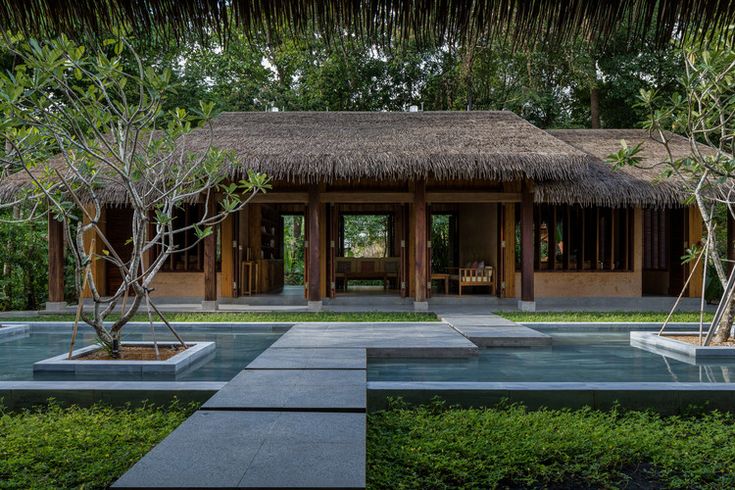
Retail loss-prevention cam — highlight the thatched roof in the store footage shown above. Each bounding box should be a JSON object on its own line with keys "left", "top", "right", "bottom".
{"left": 0, "top": 113, "right": 706, "bottom": 208}
{"left": 186, "top": 111, "right": 593, "bottom": 183}
{"left": 537, "top": 129, "right": 699, "bottom": 207}
{"left": 1, "top": 0, "right": 733, "bottom": 47}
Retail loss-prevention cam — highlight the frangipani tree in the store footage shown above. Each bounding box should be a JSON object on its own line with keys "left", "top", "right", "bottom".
{"left": 0, "top": 34, "right": 270, "bottom": 357}
{"left": 611, "top": 45, "right": 735, "bottom": 343}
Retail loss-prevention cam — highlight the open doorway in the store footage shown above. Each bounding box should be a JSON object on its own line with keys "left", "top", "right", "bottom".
{"left": 282, "top": 214, "right": 305, "bottom": 293}
{"left": 335, "top": 213, "right": 400, "bottom": 293}
{"left": 430, "top": 213, "right": 459, "bottom": 295}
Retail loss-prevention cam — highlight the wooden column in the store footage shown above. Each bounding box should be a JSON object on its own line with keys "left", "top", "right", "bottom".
{"left": 307, "top": 185, "right": 321, "bottom": 305}
{"left": 520, "top": 182, "right": 535, "bottom": 306}
{"left": 48, "top": 212, "right": 65, "bottom": 304}
{"left": 414, "top": 180, "right": 427, "bottom": 304}
{"left": 728, "top": 211, "right": 735, "bottom": 273}
{"left": 220, "top": 213, "right": 234, "bottom": 298}
{"left": 203, "top": 199, "right": 217, "bottom": 303}
{"left": 502, "top": 203, "right": 516, "bottom": 298}
{"left": 688, "top": 205, "right": 704, "bottom": 298}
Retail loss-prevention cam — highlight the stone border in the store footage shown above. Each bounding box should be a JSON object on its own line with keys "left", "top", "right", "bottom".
{"left": 0, "top": 324, "right": 29, "bottom": 340}
{"left": 33, "top": 341, "right": 215, "bottom": 375}
{"left": 0, "top": 381, "right": 225, "bottom": 410}
{"left": 367, "top": 381, "right": 735, "bottom": 414}
{"left": 630, "top": 331, "right": 735, "bottom": 361}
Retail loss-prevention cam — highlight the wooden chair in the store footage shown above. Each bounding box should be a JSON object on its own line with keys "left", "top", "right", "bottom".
{"left": 449, "top": 266, "right": 495, "bottom": 296}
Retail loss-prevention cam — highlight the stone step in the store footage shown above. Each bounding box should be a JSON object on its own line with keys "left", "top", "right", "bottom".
{"left": 113, "top": 410, "right": 366, "bottom": 489}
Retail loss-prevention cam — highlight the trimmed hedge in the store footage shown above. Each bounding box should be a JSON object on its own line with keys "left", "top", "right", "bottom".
{"left": 499, "top": 311, "right": 713, "bottom": 323}
{"left": 0, "top": 402, "right": 194, "bottom": 490}
{"left": 368, "top": 402, "right": 735, "bottom": 489}
{"left": 0, "top": 311, "right": 439, "bottom": 323}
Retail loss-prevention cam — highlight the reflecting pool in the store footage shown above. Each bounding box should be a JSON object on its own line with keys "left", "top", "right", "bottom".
{"left": 0, "top": 327, "right": 281, "bottom": 381}
{"left": 367, "top": 330, "right": 735, "bottom": 383}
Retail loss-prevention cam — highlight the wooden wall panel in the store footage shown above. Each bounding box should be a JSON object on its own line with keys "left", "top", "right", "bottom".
{"left": 688, "top": 205, "right": 704, "bottom": 298}
{"left": 220, "top": 213, "right": 234, "bottom": 298}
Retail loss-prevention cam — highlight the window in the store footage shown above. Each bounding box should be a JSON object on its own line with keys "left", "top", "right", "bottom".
{"left": 159, "top": 204, "right": 205, "bottom": 272}
{"left": 516, "top": 204, "right": 634, "bottom": 272}
{"left": 643, "top": 209, "right": 668, "bottom": 270}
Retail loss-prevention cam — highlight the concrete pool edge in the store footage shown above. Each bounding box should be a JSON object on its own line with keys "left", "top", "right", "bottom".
{"left": 5, "top": 379, "right": 735, "bottom": 414}
{"left": 367, "top": 381, "right": 735, "bottom": 414}
{"left": 0, "top": 381, "right": 226, "bottom": 409}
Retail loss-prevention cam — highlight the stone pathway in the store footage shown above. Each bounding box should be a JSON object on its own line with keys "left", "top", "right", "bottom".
{"left": 113, "top": 322, "right": 476, "bottom": 489}
{"left": 440, "top": 312, "right": 551, "bottom": 347}
{"left": 114, "top": 318, "right": 542, "bottom": 489}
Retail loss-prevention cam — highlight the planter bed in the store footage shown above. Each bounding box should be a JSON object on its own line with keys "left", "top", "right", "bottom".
{"left": 33, "top": 341, "right": 215, "bottom": 376}
{"left": 630, "top": 331, "right": 735, "bottom": 361}
{"left": 0, "top": 324, "right": 30, "bottom": 340}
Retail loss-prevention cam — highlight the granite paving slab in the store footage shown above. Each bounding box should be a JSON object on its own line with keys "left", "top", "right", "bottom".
{"left": 453, "top": 325, "right": 552, "bottom": 347}
{"left": 246, "top": 347, "right": 366, "bottom": 370}
{"left": 441, "top": 313, "right": 519, "bottom": 327}
{"left": 113, "top": 410, "right": 365, "bottom": 489}
{"left": 269, "top": 323, "right": 479, "bottom": 357}
{"left": 203, "top": 369, "right": 366, "bottom": 411}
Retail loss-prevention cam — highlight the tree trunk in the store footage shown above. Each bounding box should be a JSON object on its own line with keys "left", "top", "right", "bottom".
{"left": 715, "top": 288, "right": 735, "bottom": 343}
{"left": 590, "top": 86, "right": 601, "bottom": 129}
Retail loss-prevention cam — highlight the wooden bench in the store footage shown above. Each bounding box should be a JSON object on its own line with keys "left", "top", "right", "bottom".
{"left": 335, "top": 257, "right": 400, "bottom": 290}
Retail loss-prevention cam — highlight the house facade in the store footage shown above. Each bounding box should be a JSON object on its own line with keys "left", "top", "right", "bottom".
{"left": 38, "top": 111, "right": 708, "bottom": 311}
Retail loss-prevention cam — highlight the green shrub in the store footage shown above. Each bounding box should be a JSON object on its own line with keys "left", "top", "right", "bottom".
{"left": 368, "top": 402, "right": 735, "bottom": 489}
{"left": 499, "top": 311, "right": 713, "bottom": 323}
{"left": 0, "top": 401, "right": 194, "bottom": 489}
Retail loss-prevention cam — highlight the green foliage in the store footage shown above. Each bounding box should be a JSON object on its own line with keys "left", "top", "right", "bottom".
{"left": 0, "top": 212, "right": 47, "bottom": 311}
{"left": 283, "top": 215, "right": 304, "bottom": 285}
{"left": 498, "top": 311, "right": 714, "bottom": 323}
{"left": 368, "top": 402, "right": 735, "bottom": 489}
{"left": 0, "top": 401, "right": 194, "bottom": 489}
{"left": 127, "top": 28, "right": 684, "bottom": 129}
{"left": 0, "top": 311, "right": 439, "bottom": 323}
{"left": 343, "top": 215, "right": 390, "bottom": 257}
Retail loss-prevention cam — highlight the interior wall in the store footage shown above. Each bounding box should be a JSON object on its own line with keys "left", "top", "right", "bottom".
{"left": 150, "top": 272, "right": 222, "bottom": 298}
{"left": 458, "top": 203, "right": 498, "bottom": 270}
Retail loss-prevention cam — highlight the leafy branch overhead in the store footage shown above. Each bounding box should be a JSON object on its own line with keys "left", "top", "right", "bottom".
{"left": 0, "top": 33, "right": 270, "bottom": 355}
{"left": 609, "top": 46, "right": 735, "bottom": 343}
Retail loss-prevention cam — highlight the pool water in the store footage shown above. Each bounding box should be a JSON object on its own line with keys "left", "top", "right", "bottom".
{"left": 367, "top": 330, "right": 735, "bottom": 383}
{"left": 0, "top": 329, "right": 281, "bottom": 381}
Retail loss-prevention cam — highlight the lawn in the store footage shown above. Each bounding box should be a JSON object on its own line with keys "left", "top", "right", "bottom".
{"left": 368, "top": 402, "right": 735, "bottom": 489}
{"left": 0, "top": 311, "right": 438, "bottom": 323}
{"left": 0, "top": 402, "right": 195, "bottom": 490}
{"left": 4, "top": 402, "right": 735, "bottom": 489}
{"left": 498, "top": 311, "right": 713, "bottom": 323}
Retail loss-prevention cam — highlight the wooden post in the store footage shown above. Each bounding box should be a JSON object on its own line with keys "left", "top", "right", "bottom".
{"left": 549, "top": 206, "right": 556, "bottom": 270}
{"left": 520, "top": 181, "right": 535, "bottom": 309}
{"left": 414, "top": 180, "right": 427, "bottom": 307}
{"left": 308, "top": 185, "right": 321, "bottom": 307}
{"left": 47, "top": 212, "right": 65, "bottom": 306}
{"left": 728, "top": 211, "right": 735, "bottom": 274}
{"left": 220, "top": 213, "right": 234, "bottom": 298}
{"left": 502, "top": 203, "right": 516, "bottom": 298}
{"left": 203, "top": 199, "right": 217, "bottom": 305}
{"left": 688, "top": 205, "right": 704, "bottom": 298}
{"left": 562, "top": 205, "right": 571, "bottom": 270}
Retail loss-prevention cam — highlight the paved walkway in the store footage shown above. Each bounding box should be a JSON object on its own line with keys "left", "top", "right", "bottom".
{"left": 441, "top": 312, "right": 552, "bottom": 347}
{"left": 114, "top": 318, "right": 544, "bottom": 489}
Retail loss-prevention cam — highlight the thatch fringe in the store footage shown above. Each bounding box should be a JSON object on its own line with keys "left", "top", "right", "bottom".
{"left": 536, "top": 129, "right": 695, "bottom": 208}
{"left": 0, "top": 0, "right": 733, "bottom": 48}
